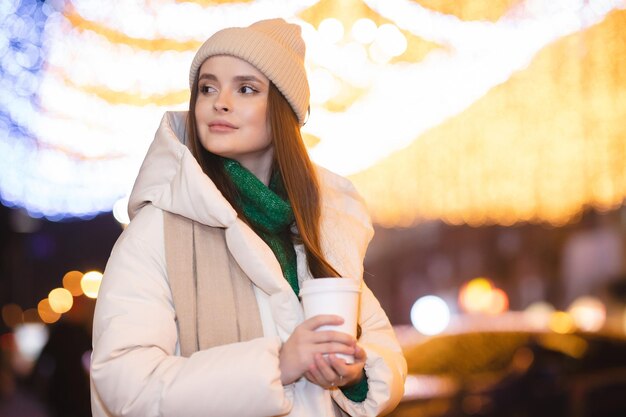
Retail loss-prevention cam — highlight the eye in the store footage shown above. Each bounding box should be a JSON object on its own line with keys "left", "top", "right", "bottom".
{"left": 200, "top": 85, "right": 216, "bottom": 94}
{"left": 239, "top": 85, "right": 257, "bottom": 94}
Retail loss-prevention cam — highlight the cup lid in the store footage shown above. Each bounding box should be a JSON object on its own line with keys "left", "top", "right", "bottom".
{"left": 299, "top": 278, "right": 361, "bottom": 296}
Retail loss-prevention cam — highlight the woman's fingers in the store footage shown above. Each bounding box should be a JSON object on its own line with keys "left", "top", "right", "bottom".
{"left": 353, "top": 344, "right": 367, "bottom": 361}
{"left": 309, "top": 358, "right": 331, "bottom": 386}
{"left": 304, "top": 349, "right": 367, "bottom": 389}
{"left": 304, "top": 370, "right": 321, "bottom": 386}
{"left": 300, "top": 314, "right": 344, "bottom": 330}
{"left": 279, "top": 315, "right": 359, "bottom": 386}
{"left": 315, "top": 353, "right": 340, "bottom": 385}
{"left": 314, "top": 342, "right": 355, "bottom": 356}
{"left": 327, "top": 349, "right": 366, "bottom": 387}
{"left": 310, "top": 330, "right": 355, "bottom": 346}
{"left": 328, "top": 354, "right": 351, "bottom": 375}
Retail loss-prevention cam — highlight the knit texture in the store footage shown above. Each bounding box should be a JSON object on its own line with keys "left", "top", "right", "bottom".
{"left": 340, "top": 370, "right": 369, "bottom": 402}
{"left": 223, "top": 159, "right": 299, "bottom": 294}
{"left": 222, "top": 158, "right": 369, "bottom": 404}
{"left": 189, "top": 18, "right": 309, "bottom": 125}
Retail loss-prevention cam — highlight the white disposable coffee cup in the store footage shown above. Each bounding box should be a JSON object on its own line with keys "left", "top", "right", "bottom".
{"left": 299, "top": 278, "right": 361, "bottom": 364}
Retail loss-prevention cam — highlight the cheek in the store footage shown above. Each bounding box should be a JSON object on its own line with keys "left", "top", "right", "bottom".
{"left": 194, "top": 98, "right": 206, "bottom": 121}
{"left": 254, "top": 102, "right": 269, "bottom": 134}
{"left": 243, "top": 101, "right": 270, "bottom": 138}
{"left": 249, "top": 102, "right": 267, "bottom": 125}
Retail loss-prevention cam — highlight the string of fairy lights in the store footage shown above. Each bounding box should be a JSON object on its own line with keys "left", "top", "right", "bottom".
{"left": 1, "top": 0, "right": 624, "bottom": 225}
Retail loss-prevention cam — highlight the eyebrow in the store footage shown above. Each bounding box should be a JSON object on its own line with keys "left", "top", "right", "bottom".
{"left": 197, "top": 74, "right": 266, "bottom": 84}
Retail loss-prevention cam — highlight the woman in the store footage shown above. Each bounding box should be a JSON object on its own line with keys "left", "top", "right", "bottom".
{"left": 90, "top": 18, "right": 406, "bottom": 417}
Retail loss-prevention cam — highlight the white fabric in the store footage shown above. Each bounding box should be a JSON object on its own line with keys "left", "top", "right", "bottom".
{"left": 91, "top": 111, "right": 407, "bottom": 417}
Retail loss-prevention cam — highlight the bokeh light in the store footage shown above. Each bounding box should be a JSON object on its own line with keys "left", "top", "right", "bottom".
{"left": 13, "top": 322, "right": 48, "bottom": 361}
{"left": 458, "top": 278, "right": 493, "bottom": 313}
{"left": 309, "top": 68, "right": 339, "bottom": 105}
{"left": 1, "top": 303, "right": 23, "bottom": 328}
{"left": 318, "top": 18, "right": 344, "bottom": 44}
{"left": 458, "top": 278, "right": 511, "bottom": 315}
{"left": 48, "top": 287, "right": 73, "bottom": 314}
{"left": 63, "top": 270, "right": 84, "bottom": 296}
{"left": 374, "top": 24, "right": 407, "bottom": 57}
{"left": 81, "top": 270, "right": 103, "bottom": 298}
{"left": 350, "top": 18, "right": 377, "bottom": 44}
{"left": 37, "top": 299, "right": 61, "bottom": 324}
{"left": 112, "top": 197, "right": 130, "bottom": 226}
{"left": 484, "top": 288, "right": 509, "bottom": 316}
{"left": 524, "top": 301, "right": 556, "bottom": 330}
{"left": 22, "top": 308, "right": 42, "bottom": 324}
{"left": 549, "top": 311, "right": 576, "bottom": 334}
{"left": 0, "top": 0, "right": 623, "bottom": 228}
{"left": 567, "top": 296, "right": 606, "bottom": 332}
{"left": 410, "top": 295, "right": 451, "bottom": 335}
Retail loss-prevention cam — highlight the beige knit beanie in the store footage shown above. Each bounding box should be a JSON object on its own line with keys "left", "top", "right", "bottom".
{"left": 189, "top": 18, "right": 309, "bottom": 126}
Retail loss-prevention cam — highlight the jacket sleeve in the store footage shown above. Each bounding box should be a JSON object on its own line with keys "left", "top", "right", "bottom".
{"left": 330, "top": 282, "right": 407, "bottom": 416}
{"left": 90, "top": 205, "right": 292, "bottom": 417}
{"left": 315, "top": 169, "right": 407, "bottom": 416}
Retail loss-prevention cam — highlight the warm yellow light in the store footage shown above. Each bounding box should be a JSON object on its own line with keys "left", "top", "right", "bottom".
{"left": 318, "top": 18, "right": 344, "bottom": 44}
{"left": 524, "top": 301, "right": 555, "bottom": 330}
{"left": 349, "top": 8, "right": 626, "bottom": 227}
{"left": 351, "top": 18, "right": 377, "bottom": 44}
{"left": 310, "top": 69, "right": 339, "bottom": 105}
{"left": 374, "top": 24, "right": 407, "bottom": 57}
{"left": 37, "top": 299, "right": 61, "bottom": 324}
{"left": 549, "top": 311, "right": 575, "bottom": 334}
{"left": 64, "top": 9, "right": 202, "bottom": 52}
{"left": 63, "top": 270, "right": 84, "bottom": 296}
{"left": 48, "top": 288, "right": 73, "bottom": 314}
{"left": 25, "top": 0, "right": 624, "bottom": 230}
{"left": 1, "top": 304, "right": 23, "bottom": 328}
{"left": 568, "top": 296, "right": 606, "bottom": 332}
{"left": 485, "top": 288, "right": 509, "bottom": 315}
{"left": 81, "top": 271, "right": 103, "bottom": 299}
{"left": 459, "top": 278, "right": 494, "bottom": 313}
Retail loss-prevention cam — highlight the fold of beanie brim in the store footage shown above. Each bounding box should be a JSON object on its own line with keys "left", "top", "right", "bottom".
{"left": 189, "top": 27, "right": 309, "bottom": 126}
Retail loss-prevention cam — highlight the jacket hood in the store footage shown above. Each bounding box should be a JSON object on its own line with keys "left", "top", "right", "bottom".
{"left": 128, "top": 111, "right": 374, "bottom": 279}
{"left": 128, "top": 111, "right": 238, "bottom": 228}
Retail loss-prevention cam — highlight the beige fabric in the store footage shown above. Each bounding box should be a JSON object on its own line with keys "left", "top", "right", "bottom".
{"left": 164, "top": 211, "right": 263, "bottom": 356}
{"left": 189, "top": 18, "right": 309, "bottom": 125}
{"left": 164, "top": 211, "right": 350, "bottom": 417}
{"left": 332, "top": 400, "right": 350, "bottom": 417}
{"left": 163, "top": 211, "right": 198, "bottom": 356}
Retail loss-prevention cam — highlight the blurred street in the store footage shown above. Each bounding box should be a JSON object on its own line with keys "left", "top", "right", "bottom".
{"left": 2, "top": 0, "right": 626, "bottom": 416}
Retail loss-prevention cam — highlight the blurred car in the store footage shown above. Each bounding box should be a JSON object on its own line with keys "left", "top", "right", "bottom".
{"left": 391, "top": 330, "right": 626, "bottom": 417}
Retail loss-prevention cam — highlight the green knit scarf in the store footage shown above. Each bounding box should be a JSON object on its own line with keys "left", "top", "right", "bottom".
{"left": 223, "top": 158, "right": 369, "bottom": 403}
{"left": 223, "top": 158, "right": 299, "bottom": 294}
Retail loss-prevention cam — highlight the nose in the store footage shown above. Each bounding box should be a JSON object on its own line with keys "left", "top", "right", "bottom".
{"left": 213, "top": 90, "right": 231, "bottom": 113}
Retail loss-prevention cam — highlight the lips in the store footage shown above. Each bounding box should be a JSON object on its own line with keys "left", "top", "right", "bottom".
{"left": 208, "top": 121, "right": 237, "bottom": 133}
{"left": 209, "top": 120, "right": 237, "bottom": 129}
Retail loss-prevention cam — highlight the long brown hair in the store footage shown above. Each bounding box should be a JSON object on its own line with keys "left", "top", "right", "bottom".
{"left": 187, "top": 75, "right": 339, "bottom": 279}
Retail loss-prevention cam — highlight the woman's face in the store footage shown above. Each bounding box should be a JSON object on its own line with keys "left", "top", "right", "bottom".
{"left": 194, "top": 55, "right": 272, "bottom": 179}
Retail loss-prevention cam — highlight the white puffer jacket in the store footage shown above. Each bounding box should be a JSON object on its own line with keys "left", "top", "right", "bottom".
{"left": 90, "top": 111, "right": 407, "bottom": 417}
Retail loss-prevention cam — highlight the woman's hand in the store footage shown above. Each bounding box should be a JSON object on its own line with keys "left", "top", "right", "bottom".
{"left": 304, "top": 344, "right": 367, "bottom": 389}
{"left": 279, "top": 315, "right": 357, "bottom": 385}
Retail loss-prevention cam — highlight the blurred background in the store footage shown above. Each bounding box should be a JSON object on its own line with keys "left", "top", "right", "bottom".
{"left": 1, "top": 0, "right": 626, "bottom": 416}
